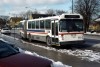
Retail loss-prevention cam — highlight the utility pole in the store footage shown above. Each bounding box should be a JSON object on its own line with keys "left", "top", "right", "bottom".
{"left": 25, "top": 7, "right": 28, "bottom": 20}
{"left": 25, "top": 6, "right": 32, "bottom": 20}
{"left": 72, "top": 0, "right": 74, "bottom": 13}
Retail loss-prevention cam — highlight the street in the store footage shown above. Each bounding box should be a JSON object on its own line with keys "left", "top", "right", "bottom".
{"left": 0, "top": 0, "right": 100, "bottom": 67}
{"left": 0, "top": 33, "right": 100, "bottom": 67}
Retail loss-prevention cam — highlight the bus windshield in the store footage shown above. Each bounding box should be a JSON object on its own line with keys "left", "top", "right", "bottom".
{"left": 59, "top": 19, "right": 84, "bottom": 32}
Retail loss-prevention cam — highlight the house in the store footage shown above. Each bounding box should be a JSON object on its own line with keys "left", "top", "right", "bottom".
{"left": 89, "top": 18, "right": 100, "bottom": 32}
{"left": 9, "top": 17, "right": 23, "bottom": 28}
{"left": 0, "top": 16, "right": 9, "bottom": 28}
{"left": 31, "top": 14, "right": 55, "bottom": 19}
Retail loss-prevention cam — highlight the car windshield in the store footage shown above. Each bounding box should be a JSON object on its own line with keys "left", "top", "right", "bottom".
{"left": 59, "top": 19, "right": 84, "bottom": 32}
{"left": 0, "top": 41, "right": 19, "bottom": 59}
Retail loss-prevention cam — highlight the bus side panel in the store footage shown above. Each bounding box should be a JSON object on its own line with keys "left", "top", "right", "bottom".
{"left": 20, "top": 20, "right": 28, "bottom": 39}
{"left": 24, "top": 21, "right": 28, "bottom": 38}
{"left": 28, "top": 33, "right": 47, "bottom": 42}
{"left": 32, "top": 35, "right": 46, "bottom": 42}
{"left": 20, "top": 30, "right": 24, "bottom": 38}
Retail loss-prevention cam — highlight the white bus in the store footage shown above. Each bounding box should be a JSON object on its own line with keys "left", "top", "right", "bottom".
{"left": 19, "top": 14, "right": 85, "bottom": 46}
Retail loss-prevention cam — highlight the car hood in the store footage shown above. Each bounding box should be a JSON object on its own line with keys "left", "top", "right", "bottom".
{"left": 0, "top": 53, "right": 52, "bottom": 67}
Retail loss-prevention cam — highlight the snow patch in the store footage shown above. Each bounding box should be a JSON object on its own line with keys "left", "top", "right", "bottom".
{"left": 58, "top": 49, "right": 100, "bottom": 63}
{"left": 1, "top": 34, "right": 100, "bottom": 64}
{"left": 0, "top": 38, "right": 10, "bottom": 43}
{"left": 51, "top": 61, "right": 71, "bottom": 67}
{"left": 0, "top": 35, "right": 71, "bottom": 67}
{"left": 1, "top": 33, "right": 19, "bottom": 40}
{"left": 23, "top": 50, "right": 72, "bottom": 67}
{"left": 22, "top": 41, "right": 100, "bottom": 63}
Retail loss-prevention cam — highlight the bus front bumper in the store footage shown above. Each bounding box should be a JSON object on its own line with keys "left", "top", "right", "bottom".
{"left": 60, "top": 40, "right": 85, "bottom": 46}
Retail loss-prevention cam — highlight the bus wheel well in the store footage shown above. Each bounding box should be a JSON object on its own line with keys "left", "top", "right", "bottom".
{"left": 46, "top": 36, "right": 50, "bottom": 39}
{"left": 46, "top": 36, "right": 51, "bottom": 46}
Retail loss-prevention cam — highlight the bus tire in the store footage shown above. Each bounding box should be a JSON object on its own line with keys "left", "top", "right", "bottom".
{"left": 46, "top": 36, "right": 51, "bottom": 46}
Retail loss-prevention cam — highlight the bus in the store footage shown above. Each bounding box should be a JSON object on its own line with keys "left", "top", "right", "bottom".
{"left": 19, "top": 14, "right": 85, "bottom": 46}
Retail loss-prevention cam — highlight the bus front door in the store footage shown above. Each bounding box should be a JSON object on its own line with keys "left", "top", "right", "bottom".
{"left": 51, "top": 20, "right": 59, "bottom": 46}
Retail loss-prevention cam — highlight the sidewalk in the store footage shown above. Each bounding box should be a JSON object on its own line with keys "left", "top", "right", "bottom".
{"left": 84, "top": 32, "right": 100, "bottom": 49}
{"left": 85, "top": 32, "right": 100, "bottom": 36}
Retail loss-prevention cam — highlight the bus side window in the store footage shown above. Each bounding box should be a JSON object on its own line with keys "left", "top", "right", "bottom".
{"left": 32, "top": 21, "right": 35, "bottom": 29}
{"left": 36, "top": 21, "right": 39, "bottom": 29}
{"left": 45, "top": 20, "right": 51, "bottom": 29}
{"left": 40, "top": 20, "right": 44, "bottom": 29}
{"left": 28, "top": 21, "right": 32, "bottom": 29}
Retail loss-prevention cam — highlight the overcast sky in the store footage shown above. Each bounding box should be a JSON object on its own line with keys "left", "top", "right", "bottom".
{"left": 0, "top": 0, "right": 72, "bottom": 15}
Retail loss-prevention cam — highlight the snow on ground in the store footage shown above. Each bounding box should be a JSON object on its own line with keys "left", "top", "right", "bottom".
{"left": 0, "top": 38, "right": 9, "bottom": 43}
{"left": 1, "top": 33, "right": 100, "bottom": 64}
{"left": 22, "top": 40, "right": 100, "bottom": 63}
{"left": 0, "top": 33, "right": 19, "bottom": 40}
{"left": 0, "top": 33, "right": 20, "bottom": 45}
{"left": 24, "top": 50, "right": 71, "bottom": 67}
{"left": 7, "top": 46, "right": 71, "bottom": 67}
{"left": 85, "top": 32, "right": 100, "bottom": 35}
{"left": 58, "top": 49, "right": 100, "bottom": 63}
{"left": 0, "top": 34, "right": 72, "bottom": 67}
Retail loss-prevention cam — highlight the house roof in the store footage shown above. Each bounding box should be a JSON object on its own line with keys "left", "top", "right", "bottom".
{"left": 10, "top": 17, "right": 23, "bottom": 22}
{"left": 32, "top": 14, "right": 55, "bottom": 19}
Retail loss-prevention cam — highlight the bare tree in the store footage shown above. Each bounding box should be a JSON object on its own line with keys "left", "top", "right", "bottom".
{"left": 55, "top": 10, "right": 67, "bottom": 15}
{"left": 45, "top": 9, "right": 55, "bottom": 15}
{"left": 74, "top": 0, "right": 100, "bottom": 32}
{"left": 19, "top": 9, "right": 40, "bottom": 19}
{"left": 19, "top": 12, "right": 26, "bottom": 17}
{"left": 33, "top": 9, "right": 40, "bottom": 14}
{"left": 0, "top": 18, "right": 6, "bottom": 28}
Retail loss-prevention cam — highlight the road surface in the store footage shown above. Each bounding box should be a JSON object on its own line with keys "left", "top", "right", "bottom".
{"left": 0, "top": 33, "right": 100, "bottom": 67}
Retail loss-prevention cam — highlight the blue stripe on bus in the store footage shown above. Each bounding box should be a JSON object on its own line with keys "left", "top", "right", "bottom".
{"left": 27, "top": 30, "right": 45, "bottom": 32}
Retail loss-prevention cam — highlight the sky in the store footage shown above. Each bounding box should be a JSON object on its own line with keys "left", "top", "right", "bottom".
{"left": 0, "top": 0, "right": 72, "bottom": 16}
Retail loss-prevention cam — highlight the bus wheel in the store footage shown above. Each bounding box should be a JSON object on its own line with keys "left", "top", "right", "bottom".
{"left": 46, "top": 36, "right": 51, "bottom": 46}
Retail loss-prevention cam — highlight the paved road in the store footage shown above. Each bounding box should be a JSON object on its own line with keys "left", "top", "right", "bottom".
{"left": 1, "top": 33, "right": 100, "bottom": 67}
{"left": 84, "top": 34, "right": 100, "bottom": 40}
{"left": 10, "top": 29, "right": 100, "bottom": 49}
{"left": 84, "top": 34, "right": 100, "bottom": 50}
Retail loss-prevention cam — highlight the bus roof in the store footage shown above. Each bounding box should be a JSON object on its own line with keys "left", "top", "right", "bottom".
{"left": 27, "top": 13, "right": 83, "bottom": 21}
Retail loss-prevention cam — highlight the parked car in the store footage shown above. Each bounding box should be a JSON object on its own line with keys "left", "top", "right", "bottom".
{"left": 0, "top": 40, "right": 52, "bottom": 67}
{"left": 1, "top": 28, "right": 11, "bottom": 34}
